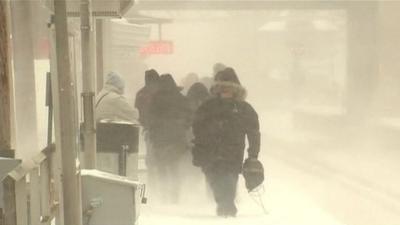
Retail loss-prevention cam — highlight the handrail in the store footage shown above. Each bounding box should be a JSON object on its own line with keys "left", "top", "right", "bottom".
{"left": 4, "top": 144, "right": 55, "bottom": 182}
{"left": 2, "top": 144, "right": 59, "bottom": 225}
{"left": 32, "top": 144, "right": 55, "bottom": 165}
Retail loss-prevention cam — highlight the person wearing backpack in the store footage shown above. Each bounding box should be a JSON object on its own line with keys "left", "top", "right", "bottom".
{"left": 192, "top": 67, "right": 261, "bottom": 217}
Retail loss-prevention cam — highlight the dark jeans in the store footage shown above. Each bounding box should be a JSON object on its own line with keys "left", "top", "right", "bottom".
{"left": 204, "top": 166, "right": 239, "bottom": 216}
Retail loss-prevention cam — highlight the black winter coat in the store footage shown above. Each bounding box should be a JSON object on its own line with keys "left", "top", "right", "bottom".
{"left": 192, "top": 97, "right": 260, "bottom": 173}
{"left": 135, "top": 84, "right": 158, "bottom": 129}
{"left": 148, "top": 88, "right": 192, "bottom": 152}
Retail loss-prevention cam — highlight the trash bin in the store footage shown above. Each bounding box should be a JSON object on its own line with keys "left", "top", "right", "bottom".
{"left": 96, "top": 122, "right": 139, "bottom": 178}
{"left": 81, "top": 169, "right": 146, "bottom": 225}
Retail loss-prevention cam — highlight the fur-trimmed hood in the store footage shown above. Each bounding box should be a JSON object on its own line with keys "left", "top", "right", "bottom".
{"left": 210, "top": 81, "right": 247, "bottom": 101}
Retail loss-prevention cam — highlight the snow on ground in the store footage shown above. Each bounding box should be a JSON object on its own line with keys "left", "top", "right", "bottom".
{"left": 139, "top": 157, "right": 345, "bottom": 225}
{"left": 138, "top": 109, "right": 400, "bottom": 225}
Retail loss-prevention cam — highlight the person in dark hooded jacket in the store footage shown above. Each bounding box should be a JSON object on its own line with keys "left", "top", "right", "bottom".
{"left": 147, "top": 74, "right": 192, "bottom": 203}
{"left": 192, "top": 67, "right": 260, "bottom": 217}
{"left": 135, "top": 69, "right": 160, "bottom": 128}
{"left": 135, "top": 69, "right": 160, "bottom": 190}
{"left": 186, "top": 82, "right": 210, "bottom": 113}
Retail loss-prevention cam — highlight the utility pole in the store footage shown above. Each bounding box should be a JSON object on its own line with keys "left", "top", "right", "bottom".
{"left": 0, "top": 0, "right": 13, "bottom": 158}
{"left": 10, "top": 0, "right": 39, "bottom": 161}
{"left": 52, "top": 0, "right": 83, "bottom": 224}
{"left": 81, "top": 0, "right": 97, "bottom": 169}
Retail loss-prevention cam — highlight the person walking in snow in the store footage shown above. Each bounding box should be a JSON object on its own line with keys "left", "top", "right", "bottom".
{"left": 147, "top": 74, "right": 192, "bottom": 203}
{"left": 192, "top": 67, "right": 261, "bottom": 217}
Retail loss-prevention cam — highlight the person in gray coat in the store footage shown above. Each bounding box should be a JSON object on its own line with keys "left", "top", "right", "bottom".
{"left": 94, "top": 72, "right": 139, "bottom": 174}
{"left": 96, "top": 72, "right": 138, "bottom": 123}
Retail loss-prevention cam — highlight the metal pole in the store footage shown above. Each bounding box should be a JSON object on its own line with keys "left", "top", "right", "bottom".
{"left": 0, "top": 0, "right": 13, "bottom": 158}
{"left": 96, "top": 19, "right": 104, "bottom": 93}
{"left": 80, "top": 0, "right": 96, "bottom": 169}
{"left": 52, "top": 0, "right": 83, "bottom": 224}
{"left": 46, "top": 72, "right": 53, "bottom": 146}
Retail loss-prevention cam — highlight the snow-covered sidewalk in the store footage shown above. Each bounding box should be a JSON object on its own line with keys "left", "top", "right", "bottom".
{"left": 138, "top": 110, "right": 400, "bottom": 225}
{"left": 138, "top": 157, "right": 345, "bottom": 225}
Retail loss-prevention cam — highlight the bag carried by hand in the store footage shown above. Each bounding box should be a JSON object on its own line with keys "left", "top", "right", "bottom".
{"left": 242, "top": 158, "right": 264, "bottom": 192}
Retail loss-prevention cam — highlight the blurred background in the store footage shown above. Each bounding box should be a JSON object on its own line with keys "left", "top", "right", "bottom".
{"left": 4, "top": 1, "right": 400, "bottom": 225}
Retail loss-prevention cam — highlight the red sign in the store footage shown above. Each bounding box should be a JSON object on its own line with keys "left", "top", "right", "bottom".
{"left": 140, "top": 41, "right": 174, "bottom": 55}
